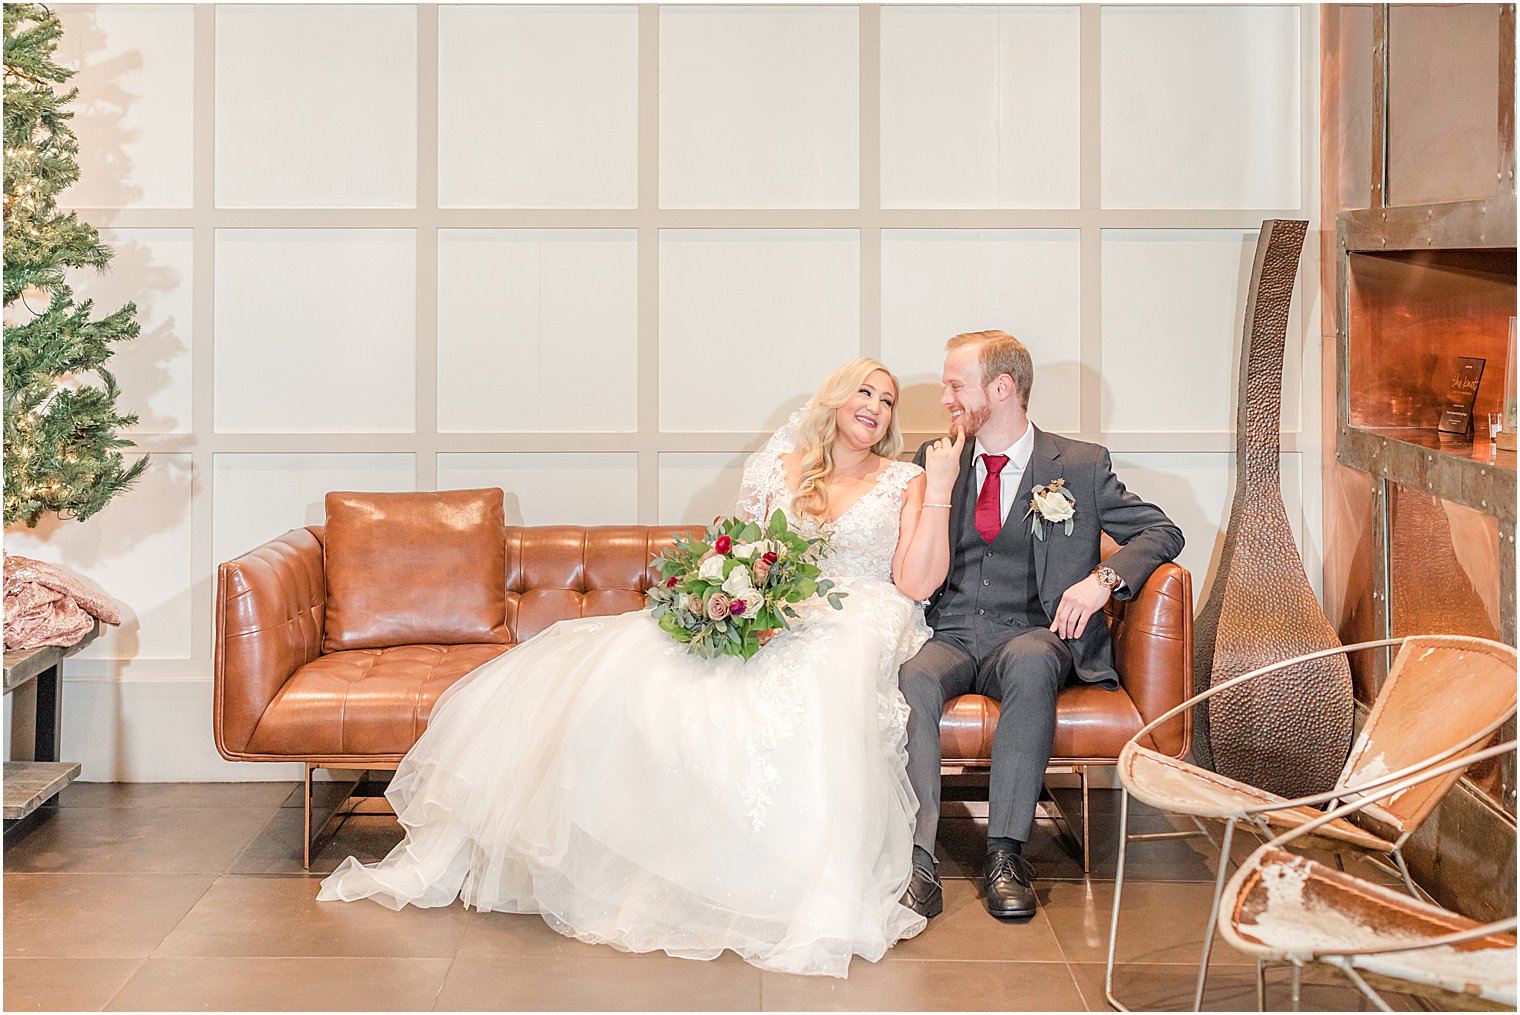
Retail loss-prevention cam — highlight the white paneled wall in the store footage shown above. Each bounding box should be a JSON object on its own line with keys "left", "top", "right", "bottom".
{"left": 880, "top": 6, "right": 1081, "bottom": 208}
{"left": 18, "top": 4, "right": 1319, "bottom": 781}
{"left": 214, "top": 5, "right": 418, "bottom": 208}
{"left": 880, "top": 230, "right": 1083, "bottom": 433}
{"left": 659, "top": 6, "right": 860, "bottom": 208}
{"left": 436, "top": 229, "right": 639, "bottom": 433}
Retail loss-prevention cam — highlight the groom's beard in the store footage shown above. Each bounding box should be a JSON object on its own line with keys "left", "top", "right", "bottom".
{"left": 952, "top": 402, "right": 992, "bottom": 437}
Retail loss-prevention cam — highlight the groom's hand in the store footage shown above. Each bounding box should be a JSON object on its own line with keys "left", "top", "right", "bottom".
{"left": 1050, "top": 576, "right": 1111, "bottom": 640}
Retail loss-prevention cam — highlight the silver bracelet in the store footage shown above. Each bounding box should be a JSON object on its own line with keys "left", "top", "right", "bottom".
{"left": 923, "top": 502, "right": 953, "bottom": 510}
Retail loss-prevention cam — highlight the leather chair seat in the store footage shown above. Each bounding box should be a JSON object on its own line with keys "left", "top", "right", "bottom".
{"left": 941, "top": 684, "right": 1146, "bottom": 764}
{"left": 246, "top": 643, "right": 510, "bottom": 758}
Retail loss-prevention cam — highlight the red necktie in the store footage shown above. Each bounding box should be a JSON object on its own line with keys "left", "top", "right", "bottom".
{"left": 976, "top": 454, "right": 1009, "bottom": 542}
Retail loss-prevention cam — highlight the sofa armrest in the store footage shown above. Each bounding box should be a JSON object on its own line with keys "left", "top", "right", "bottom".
{"left": 214, "top": 526, "right": 326, "bottom": 760}
{"left": 1109, "top": 561, "right": 1193, "bottom": 758}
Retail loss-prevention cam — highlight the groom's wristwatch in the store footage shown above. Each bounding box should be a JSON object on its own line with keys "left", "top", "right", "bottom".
{"left": 1091, "top": 565, "right": 1122, "bottom": 591}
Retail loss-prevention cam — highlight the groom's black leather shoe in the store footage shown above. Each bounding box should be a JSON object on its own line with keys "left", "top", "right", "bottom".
{"left": 981, "top": 849, "right": 1037, "bottom": 919}
{"left": 900, "top": 860, "right": 943, "bottom": 919}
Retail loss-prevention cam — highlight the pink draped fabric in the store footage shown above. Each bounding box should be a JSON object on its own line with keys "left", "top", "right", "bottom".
{"left": 3, "top": 554, "right": 121, "bottom": 651}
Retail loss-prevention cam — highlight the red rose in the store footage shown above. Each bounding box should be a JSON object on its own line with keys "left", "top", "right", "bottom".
{"left": 762, "top": 550, "right": 778, "bottom": 564}
{"left": 665, "top": 576, "right": 678, "bottom": 587}
{"left": 729, "top": 598, "right": 746, "bottom": 616}
{"left": 714, "top": 535, "right": 733, "bottom": 555}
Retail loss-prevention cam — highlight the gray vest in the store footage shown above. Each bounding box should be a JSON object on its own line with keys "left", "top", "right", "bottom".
{"left": 928, "top": 460, "right": 1046, "bottom": 633}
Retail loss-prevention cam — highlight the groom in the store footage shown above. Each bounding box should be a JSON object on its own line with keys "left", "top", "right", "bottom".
{"left": 900, "top": 330, "right": 1183, "bottom": 921}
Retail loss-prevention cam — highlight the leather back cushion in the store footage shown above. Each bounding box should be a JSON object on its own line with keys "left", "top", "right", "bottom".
{"left": 323, "top": 489, "right": 510, "bottom": 652}
{"left": 504, "top": 525, "right": 696, "bottom": 642}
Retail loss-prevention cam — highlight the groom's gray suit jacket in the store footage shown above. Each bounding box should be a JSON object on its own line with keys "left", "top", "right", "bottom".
{"left": 913, "top": 426, "right": 1184, "bottom": 688}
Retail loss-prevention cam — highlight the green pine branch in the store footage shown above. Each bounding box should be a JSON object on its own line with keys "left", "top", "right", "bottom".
{"left": 4, "top": 2, "right": 146, "bottom": 528}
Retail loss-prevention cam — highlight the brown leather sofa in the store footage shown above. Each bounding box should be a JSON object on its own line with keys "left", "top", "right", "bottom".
{"left": 216, "top": 520, "right": 1191, "bottom": 867}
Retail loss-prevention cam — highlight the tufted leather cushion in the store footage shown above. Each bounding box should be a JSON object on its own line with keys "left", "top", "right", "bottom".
{"left": 322, "top": 489, "right": 510, "bottom": 653}
{"left": 246, "top": 643, "right": 511, "bottom": 757}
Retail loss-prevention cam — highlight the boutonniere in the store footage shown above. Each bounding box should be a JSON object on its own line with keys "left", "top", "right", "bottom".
{"left": 1025, "top": 478, "right": 1076, "bottom": 540}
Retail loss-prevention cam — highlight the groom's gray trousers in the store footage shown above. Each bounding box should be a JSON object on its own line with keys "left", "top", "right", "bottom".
{"left": 900, "top": 615, "right": 1071, "bottom": 854}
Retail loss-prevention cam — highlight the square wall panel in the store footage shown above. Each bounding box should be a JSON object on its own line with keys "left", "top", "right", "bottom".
{"left": 660, "top": 230, "right": 860, "bottom": 432}
{"left": 212, "top": 453, "right": 414, "bottom": 566}
{"left": 438, "top": 6, "right": 638, "bottom": 208}
{"left": 216, "top": 5, "right": 416, "bottom": 208}
{"left": 1100, "top": 6, "right": 1300, "bottom": 209}
{"left": 1112, "top": 451, "right": 1304, "bottom": 608}
{"left": 880, "top": 230, "right": 1081, "bottom": 434}
{"left": 1100, "top": 230, "right": 1302, "bottom": 434}
{"left": 56, "top": 5, "right": 194, "bottom": 209}
{"left": 437, "top": 453, "right": 636, "bottom": 527}
{"left": 62, "top": 229, "right": 194, "bottom": 434}
{"left": 437, "top": 230, "right": 638, "bottom": 433}
{"left": 880, "top": 7, "right": 1079, "bottom": 209}
{"left": 214, "top": 230, "right": 416, "bottom": 433}
{"left": 4, "top": 455, "right": 193, "bottom": 660}
{"left": 658, "top": 452, "right": 749, "bottom": 526}
{"left": 660, "top": 6, "right": 858, "bottom": 209}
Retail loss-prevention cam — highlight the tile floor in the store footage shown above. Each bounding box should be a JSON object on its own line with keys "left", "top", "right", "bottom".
{"left": 3, "top": 781, "right": 1430, "bottom": 1011}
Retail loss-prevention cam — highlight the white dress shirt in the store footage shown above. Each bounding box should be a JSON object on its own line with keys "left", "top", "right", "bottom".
{"left": 973, "top": 421, "right": 1035, "bottom": 526}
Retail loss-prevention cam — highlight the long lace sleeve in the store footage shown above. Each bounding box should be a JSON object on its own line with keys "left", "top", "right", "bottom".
{"left": 732, "top": 407, "right": 806, "bottom": 524}
{"left": 734, "top": 455, "right": 774, "bottom": 524}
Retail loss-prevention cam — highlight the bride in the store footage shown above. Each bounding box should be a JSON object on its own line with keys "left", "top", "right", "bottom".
{"left": 318, "top": 357, "right": 964, "bottom": 978}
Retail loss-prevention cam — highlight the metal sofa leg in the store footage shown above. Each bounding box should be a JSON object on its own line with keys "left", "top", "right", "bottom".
{"left": 1080, "top": 765, "right": 1091, "bottom": 874}
{"left": 304, "top": 763, "right": 315, "bottom": 870}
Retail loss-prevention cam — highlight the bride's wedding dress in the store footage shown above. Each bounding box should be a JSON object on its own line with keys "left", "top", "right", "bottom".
{"left": 318, "top": 434, "right": 931, "bottom": 977}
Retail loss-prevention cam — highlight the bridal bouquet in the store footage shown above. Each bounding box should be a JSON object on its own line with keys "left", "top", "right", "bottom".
{"left": 646, "top": 509, "right": 845, "bottom": 661}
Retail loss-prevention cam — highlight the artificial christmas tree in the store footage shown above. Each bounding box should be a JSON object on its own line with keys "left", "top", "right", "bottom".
{"left": 3, "top": 2, "right": 145, "bottom": 527}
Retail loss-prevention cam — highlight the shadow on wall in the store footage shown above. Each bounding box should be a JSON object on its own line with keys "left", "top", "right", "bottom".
{"left": 60, "top": 9, "right": 144, "bottom": 213}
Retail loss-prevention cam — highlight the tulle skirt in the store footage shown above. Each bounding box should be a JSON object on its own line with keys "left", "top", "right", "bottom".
{"left": 317, "top": 576, "right": 930, "bottom": 978}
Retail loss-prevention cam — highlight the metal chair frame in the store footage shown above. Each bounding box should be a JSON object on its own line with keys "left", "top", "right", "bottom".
{"left": 1222, "top": 739, "right": 1518, "bottom": 1013}
{"left": 1103, "top": 637, "right": 1518, "bottom": 1013}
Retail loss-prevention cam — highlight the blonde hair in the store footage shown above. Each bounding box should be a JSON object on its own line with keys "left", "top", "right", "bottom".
{"left": 946, "top": 329, "right": 1033, "bottom": 409}
{"left": 792, "top": 358, "right": 904, "bottom": 523}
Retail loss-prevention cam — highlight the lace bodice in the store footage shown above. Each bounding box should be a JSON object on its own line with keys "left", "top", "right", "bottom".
{"left": 736, "top": 452, "right": 922, "bottom": 584}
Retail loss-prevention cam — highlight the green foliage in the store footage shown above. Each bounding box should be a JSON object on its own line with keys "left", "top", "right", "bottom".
{"left": 4, "top": 2, "right": 146, "bottom": 527}
{"left": 644, "top": 509, "right": 849, "bottom": 662}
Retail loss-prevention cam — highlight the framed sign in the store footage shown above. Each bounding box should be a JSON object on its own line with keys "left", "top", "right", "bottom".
{"left": 1437, "top": 356, "right": 1485, "bottom": 435}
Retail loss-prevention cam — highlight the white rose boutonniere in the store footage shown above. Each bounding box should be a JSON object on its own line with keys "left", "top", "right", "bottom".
{"left": 1025, "top": 478, "right": 1077, "bottom": 540}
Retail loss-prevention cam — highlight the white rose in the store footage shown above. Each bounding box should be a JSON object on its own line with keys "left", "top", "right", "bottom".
{"left": 698, "top": 554, "right": 727, "bottom": 581}
{"left": 722, "top": 565, "right": 757, "bottom": 599}
{"left": 741, "top": 596, "right": 764, "bottom": 619}
{"left": 733, "top": 541, "right": 761, "bottom": 559}
{"left": 1033, "top": 489, "right": 1076, "bottom": 523}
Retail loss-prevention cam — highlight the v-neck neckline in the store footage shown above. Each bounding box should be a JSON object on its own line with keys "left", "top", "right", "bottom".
{"left": 773, "top": 453, "right": 895, "bottom": 527}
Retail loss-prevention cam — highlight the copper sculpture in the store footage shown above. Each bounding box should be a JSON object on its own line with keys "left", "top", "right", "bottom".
{"left": 1193, "top": 219, "right": 1354, "bottom": 797}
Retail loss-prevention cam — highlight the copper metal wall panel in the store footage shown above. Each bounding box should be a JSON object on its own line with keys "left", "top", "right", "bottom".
{"left": 1322, "top": 463, "right": 1380, "bottom": 702}
{"left": 1347, "top": 249, "right": 1516, "bottom": 430}
{"left": 1387, "top": 4, "right": 1503, "bottom": 207}
{"left": 1388, "top": 484, "right": 1510, "bottom": 809}
{"left": 1324, "top": 5, "right": 1376, "bottom": 214}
